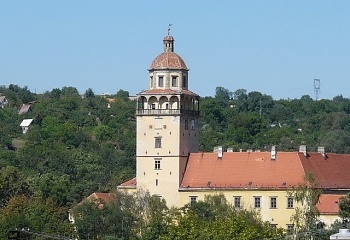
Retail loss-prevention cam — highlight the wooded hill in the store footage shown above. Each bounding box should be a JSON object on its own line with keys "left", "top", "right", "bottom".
{"left": 1, "top": 84, "right": 350, "bottom": 238}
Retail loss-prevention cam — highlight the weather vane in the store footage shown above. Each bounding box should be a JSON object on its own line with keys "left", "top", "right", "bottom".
{"left": 168, "top": 24, "right": 172, "bottom": 35}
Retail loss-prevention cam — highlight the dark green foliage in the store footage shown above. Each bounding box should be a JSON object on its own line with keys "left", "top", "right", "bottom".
{"left": 2, "top": 84, "right": 350, "bottom": 238}
{"left": 163, "top": 194, "right": 284, "bottom": 240}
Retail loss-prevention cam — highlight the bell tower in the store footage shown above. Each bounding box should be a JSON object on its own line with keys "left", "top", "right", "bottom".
{"left": 136, "top": 30, "right": 200, "bottom": 206}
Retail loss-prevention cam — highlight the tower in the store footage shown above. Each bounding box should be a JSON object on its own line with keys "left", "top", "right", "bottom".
{"left": 136, "top": 31, "right": 200, "bottom": 206}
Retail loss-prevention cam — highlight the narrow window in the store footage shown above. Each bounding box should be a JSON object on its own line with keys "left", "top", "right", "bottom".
{"left": 287, "top": 197, "right": 294, "bottom": 208}
{"left": 191, "top": 119, "right": 195, "bottom": 130}
{"left": 155, "top": 137, "right": 162, "bottom": 148}
{"left": 182, "top": 76, "right": 187, "bottom": 88}
{"left": 254, "top": 197, "right": 261, "bottom": 208}
{"left": 158, "top": 76, "right": 164, "bottom": 87}
{"left": 286, "top": 224, "right": 294, "bottom": 235}
{"left": 234, "top": 196, "right": 241, "bottom": 208}
{"left": 270, "top": 197, "right": 277, "bottom": 208}
{"left": 155, "top": 179, "right": 158, "bottom": 186}
{"left": 154, "top": 160, "right": 161, "bottom": 169}
{"left": 190, "top": 196, "right": 197, "bottom": 204}
{"left": 185, "top": 119, "right": 188, "bottom": 130}
{"left": 150, "top": 76, "right": 153, "bottom": 88}
{"left": 172, "top": 76, "right": 177, "bottom": 87}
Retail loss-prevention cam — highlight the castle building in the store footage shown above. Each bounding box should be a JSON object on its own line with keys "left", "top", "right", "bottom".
{"left": 118, "top": 32, "right": 350, "bottom": 229}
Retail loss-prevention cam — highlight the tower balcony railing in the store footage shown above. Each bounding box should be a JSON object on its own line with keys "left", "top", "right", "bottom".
{"left": 136, "top": 109, "right": 199, "bottom": 116}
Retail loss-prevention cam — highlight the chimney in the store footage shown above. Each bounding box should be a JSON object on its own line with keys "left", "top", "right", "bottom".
{"left": 218, "top": 146, "right": 223, "bottom": 158}
{"left": 299, "top": 145, "right": 308, "bottom": 157}
{"left": 271, "top": 145, "right": 276, "bottom": 160}
{"left": 318, "top": 146, "right": 326, "bottom": 158}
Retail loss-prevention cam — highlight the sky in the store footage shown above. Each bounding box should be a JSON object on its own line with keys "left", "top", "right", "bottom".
{"left": 0, "top": 1, "right": 350, "bottom": 100}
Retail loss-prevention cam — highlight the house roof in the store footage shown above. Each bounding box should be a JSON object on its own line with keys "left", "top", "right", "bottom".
{"left": 19, "top": 104, "right": 31, "bottom": 114}
{"left": 85, "top": 192, "right": 115, "bottom": 209}
{"left": 20, "top": 119, "right": 33, "bottom": 127}
{"left": 118, "top": 177, "right": 137, "bottom": 189}
{"left": 299, "top": 152, "right": 350, "bottom": 189}
{"left": 180, "top": 152, "right": 305, "bottom": 189}
{"left": 180, "top": 151, "right": 350, "bottom": 190}
{"left": 317, "top": 194, "right": 344, "bottom": 215}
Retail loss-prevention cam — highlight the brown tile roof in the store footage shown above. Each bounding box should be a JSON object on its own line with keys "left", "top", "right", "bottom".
{"left": 118, "top": 177, "right": 137, "bottom": 189}
{"left": 18, "top": 104, "right": 31, "bottom": 114}
{"left": 150, "top": 52, "right": 188, "bottom": 70}
{"left": 180, "top": 152, "right": 305, "bottom": 189}
{"left": 299, "top": 153, "right": 350, "bottom": 189}
{"left": 317, "top": 194, "right": 344, "bottom": 214}
{"left": 139, "top": 89, "right": 199, "bottom": 97}
{"left": 85, "top": 192, "right": 115, "bottom": 209}
{"left": 181, "top": 151, "right": 350, "bottom": 190}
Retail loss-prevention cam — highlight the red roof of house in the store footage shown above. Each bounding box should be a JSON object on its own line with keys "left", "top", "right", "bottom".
{"left": 118, "top": 177, "right": 137, "bottom": 189}
{"left": 180, "top": 152, "right": 305, "bottom": 189}
{"left": 317, "top": 194, "right": 345, "bottom": 215}
{"left": 299, "top": 153, "right": 350, "bottom": 189}
{"left": 180, "top": 151, "right": 350, "bottom": 190}
{"left": 19, "top": 104, "right": 31, "bottom": 114}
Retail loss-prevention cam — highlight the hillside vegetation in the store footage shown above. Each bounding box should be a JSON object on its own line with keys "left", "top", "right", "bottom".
{"left": 1, "top": 84, "right": 350, "bottom": 238}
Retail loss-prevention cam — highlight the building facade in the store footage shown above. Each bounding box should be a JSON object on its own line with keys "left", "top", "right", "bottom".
{"left": 118, "top": 32, "right": 350, "bottom": 229}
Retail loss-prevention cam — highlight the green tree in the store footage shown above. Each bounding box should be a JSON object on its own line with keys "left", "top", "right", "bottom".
{"left": 339, "top": 193, "right": 350, "bottom": 222}
{"left": 289, "top": 172, "right": 322, "bottom": 239}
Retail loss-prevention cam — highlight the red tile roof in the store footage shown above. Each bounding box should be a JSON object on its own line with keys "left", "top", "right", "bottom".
{"left": 180, "top": 151, "right": 350, "bottom": 190}
{"left": 85, "top": 192, "right": 115, "bottom": 209}
{"left": 299, "top": 153, "right": 350, "bottom": 189}
{"left": 118, "top": 177, "right": 137, "bottom": 189}
{"left": 150, "top": 52, "right": 188, "bottom": 70}
{"left": 181, "top": 152, "right": 305, "bottom": 189}
{"left": 317, "top": 194, "right": 344, "bottom": 214}
{"left": 19, "top": 104, "right": 31, "bottom": 114}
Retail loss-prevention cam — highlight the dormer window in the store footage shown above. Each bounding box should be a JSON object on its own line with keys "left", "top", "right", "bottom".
{"left": 158, "top": 76, "right": 164, "bottom": 87}
{"left": 172, "top": 76, "right": 178, "bottom": 87}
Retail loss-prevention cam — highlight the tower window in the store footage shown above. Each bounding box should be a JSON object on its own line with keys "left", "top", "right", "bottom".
{"left": 158, "top": 76, "right": 164, "bottom": 87}
{"left": 172, "top": 76, "right": 178, "bottom": 87}
{"left": 185, "top": 119, "right": 188, "bottom": 130}
{"left": 156, "top": 179, "right": 158, "bottom": 186}
{"left": 150, "top": 76, "right": 154, "bottom": 88}
{"left": 155, "top": 160, "right": 161, "bottom": 170}
{"left": 182, "top": 76, "right": 187, "bottom": 88}
{"left": 191, "top": 119, "right": 195, "bottom": 130}
{"left": 155, "top": 137, "right": 162, "bottom": 148}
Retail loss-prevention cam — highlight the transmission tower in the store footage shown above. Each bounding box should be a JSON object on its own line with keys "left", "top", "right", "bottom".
{"left": 314, "top": 78, "right": 321, "bottom": 100}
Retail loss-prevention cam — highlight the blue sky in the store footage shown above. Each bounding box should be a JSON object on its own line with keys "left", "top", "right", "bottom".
{"left": 1, "top": 1, "right": 349, "bottom": 100}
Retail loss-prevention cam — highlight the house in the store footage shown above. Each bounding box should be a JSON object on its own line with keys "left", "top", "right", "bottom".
{"left": 69, "top": 192, "right": 114, "bottom": 224}
{"left": 114, "top": 31, "right": 350, "bottom": 230}
{"left": 317, "top": 194, "right": 345, "bottom": 226}
{"left": 18, "top": 101, "right": 38, "bottom": 114}
{"left": 0, "top": 95, "right": 8, "bottom": 108}
{"left": 20, "top": 119, "right": 33, "bottom": 134}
